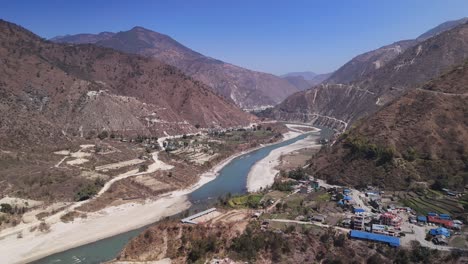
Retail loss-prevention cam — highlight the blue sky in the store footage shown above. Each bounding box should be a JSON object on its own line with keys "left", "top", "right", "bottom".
{"left": 1, "top": 0, "right": 467, "bottom": 75}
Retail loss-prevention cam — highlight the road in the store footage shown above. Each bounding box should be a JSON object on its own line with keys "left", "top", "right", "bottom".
{"left": 269, "top": 218, "right": 349, "bottom": 233}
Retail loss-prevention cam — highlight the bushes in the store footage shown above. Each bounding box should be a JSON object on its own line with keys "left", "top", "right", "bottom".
{"left": 228, "top": 194, "right": 263, "bottom": 209}
{"left": 187, "top": 234, "right": 218, "bottom": 263}
{"left": 288, "top": 167, "right": 308, "bottom": 180}
{"left": 403, "top": 147, "right": 418, "bottom": 161}
{"left": 138, "top": 164, "right": 149, "bottom": 172}
{"left": 97, "top": 130, "right": 109, "bottom": 140}
{"left": 271, "top": 180, "right": 294, "bottom": 192}
{"left": 74, "top": 178, "right": 105, "bottom": 201}
{"left": 0, "top": 203, "right": 13, "bottom": 214}
{"left": 344, "top": 136, "right": 395, "bottom": 165}
{"left": 230, "top": 227, "right": 290, "bottom": 262}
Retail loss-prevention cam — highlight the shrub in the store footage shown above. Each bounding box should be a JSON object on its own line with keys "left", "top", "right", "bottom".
{"left": 139, "top": 164, "right": 149, "bottom": 172}
{"left": 271, "top": 180, "right": 294, "bottom": 192}
{"left": 0, "top": 203, "right": 13, "bottom": 214}
{"left": 38, "top": 221, "right": 50, "bottom": 232}
{"left": 97, "top": 130, "right": 109, "bottom": 140}
{"left": 288, "top": 167, "right": 307, "bottom": 180}
{"left": 344, "top": 136, "right": 394, "bottom": 165}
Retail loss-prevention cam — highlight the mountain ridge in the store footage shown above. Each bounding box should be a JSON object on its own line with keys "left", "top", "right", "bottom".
{"left": 52, "top": 27, "right": 299, "bottom": 109}
{"left": 0, "top": 19, "right": 255, "bottom": 149}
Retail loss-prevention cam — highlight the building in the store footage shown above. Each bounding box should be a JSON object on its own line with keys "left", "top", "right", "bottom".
{"left": 353, "top": 214, "right": 371, "bottom": 230}
{"left": 380, "top": 212, "right": 402, "bottom": 229}
{"left": 417, "top": 216, "right": 427, "bottom": 223}
{"left": 429, "top": 227, "right": 451, "bottom": 238}
{"left": 372, "top": 224, "right": 397, "bottom": 236}
{"left": 311, "top": 180, "right": 320, "bottom": 190}
{"left": 349, "top": 230, "right": 400, "bottom": 247}
{"left": 353, "top": 207, "right": 365, "bottom": 214}
{"left": 427, "top": 215, "right": 455, "bottom": 229}
{"left": 311, "top": 215, "right": 325, "bottom": 223}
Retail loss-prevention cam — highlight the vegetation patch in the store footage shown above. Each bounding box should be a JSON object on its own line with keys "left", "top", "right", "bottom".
{"left": 228, "top": 194, "right": 263, "bottom": 209}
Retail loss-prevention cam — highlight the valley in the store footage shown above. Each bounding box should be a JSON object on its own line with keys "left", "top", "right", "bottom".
{"left": 0, "top": 7, "right": 467, "bottom": 264}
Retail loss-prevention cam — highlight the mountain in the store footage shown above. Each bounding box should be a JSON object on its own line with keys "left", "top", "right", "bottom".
{"left": 326, "top": 40, "right": 417, "bottom": 84}
{"left": 282, "top": 72, "right": 332, "bottom": 90}
{"left": 264, "top": 20, "right": 468, "bottom": 130}
{"left": 281, "top": 76, "right": 312, "bottom": 91}
{"left": 308, "top": 72, "right": 332, "bottom": 85}
{"left": 281, "top": 71, "right": 318, "bottom": 80}
{"left": 310, "top": 60, "right": 468, "bottom": 190}
{"left": 326, "top": 17, "right": 468, "bottom": 85}
{"left": 0, "top": 20, "right": 255, "bottom": 149}
{"left": 417, "top": 17, "right": 468, "bottom": 41}
{"left": 50, "top": 32, "right": 115, "bottom": 44}
{"left": 52, "top": 27, "right": 299, "bottom": 109}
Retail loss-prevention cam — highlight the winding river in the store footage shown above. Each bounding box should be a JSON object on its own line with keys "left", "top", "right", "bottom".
{"left": 33, "top": 126, "right": 332, "bottom": 264}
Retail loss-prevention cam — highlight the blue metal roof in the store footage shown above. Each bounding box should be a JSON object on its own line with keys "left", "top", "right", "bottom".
{"left": 439, "top": 214, "right": 451, "bottom": 220}
{"left": 430, "top": 227, "right": 451, "bottom": 238}
{"left": 417, "top": 216, "right": 427, "bottom": 222}
{"left": 354, "top": 208, "right": 365, "bottom": 213}
{"left": 344, "top": 195, "right": 352, "bottom": 200}
{"left": 350, "top": 230, "right": 400, "bottom": 247}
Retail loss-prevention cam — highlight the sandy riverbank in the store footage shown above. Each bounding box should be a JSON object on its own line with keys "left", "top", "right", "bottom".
{"left": 0, "top": 124, "right": 309, "bottom": 264}
{"left": 247, "top": 125, "right": 321, "bottom": 192}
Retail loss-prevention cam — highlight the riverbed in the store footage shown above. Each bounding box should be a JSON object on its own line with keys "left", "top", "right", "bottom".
{"left": 32, "top": 126, "right": 332, "bottom": 264}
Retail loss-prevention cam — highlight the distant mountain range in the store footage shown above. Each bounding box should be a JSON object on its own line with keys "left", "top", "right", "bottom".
{"left": 265, "top": 17, "right": 468, "bottom": 130}
{"left": 0, "top": 20, "right": 255, "bottom": 150}
{"left": 262, "top": 17, "right": 468, "bottom": 190}
{"left": 52, "top": 27, "right": 299, "bottom": 109}
{"left": 327, "top": 17, "right": 468, "bottom": 85}
{"left": 311, "top": 60, "right": 468, "bottom": 190}
{"left": 281, "top": 72, "right": 332, "bottom": 90}
{"left": 281, "top": 71, "right": 319, "bottom": 80}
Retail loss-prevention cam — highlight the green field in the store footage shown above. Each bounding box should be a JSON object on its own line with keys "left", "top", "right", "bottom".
{"left": 228, "top": 194, "right": 263, "bottom": 208}
{"left": 402, "top": 195, "right": 465, "bottom": 216}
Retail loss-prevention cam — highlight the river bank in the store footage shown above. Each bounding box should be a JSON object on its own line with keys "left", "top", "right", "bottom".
{"left": 0, "top": 124, "right": 315, "bottom": 264}
{"left": 247, "top": 125, "right": 321, "bottom": 192}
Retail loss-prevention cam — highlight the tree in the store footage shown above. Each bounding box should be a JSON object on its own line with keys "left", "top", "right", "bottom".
{"left": 0, "top": 203, "right": 13, "bottom": 214}
{"left": 97, "top": 130, "right": 109, "bottom": 140}
{"left": 139, "top": 164, "right": 149, "bottom": 172}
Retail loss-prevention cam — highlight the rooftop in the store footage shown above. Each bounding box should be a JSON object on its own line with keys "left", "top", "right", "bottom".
{"left": 350, "top": 230, "right": 400, "bottom": 247}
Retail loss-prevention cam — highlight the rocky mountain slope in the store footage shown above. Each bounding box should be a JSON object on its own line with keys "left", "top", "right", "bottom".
{"left": 282, "top": 71, "right": 332, "bottom": 88}
{"left": 326, "top": 40, "right": 417, "bottom": 85}
{"left": 264, "top": 21, "right": 468, "bottom": 130}
{"left": 417, "top": 17, "right": 468, "bottom": 41}
{"left": 0, "top": 20, "right": 255, "bottom": 149}
{"left": 326, "top": 17, "right": 468, "bottom": 85}
{"left": 53, "top": 27, "right": 299, "bottom": 109}
{"left": 310, "top": 60, "right": 468, "bottom": 190}
{"left": 281, "top": 75, "right": 312, "bottom": 91}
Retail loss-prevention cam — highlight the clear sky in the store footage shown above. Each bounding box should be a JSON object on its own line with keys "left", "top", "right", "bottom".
{"left": 1, "top": 0, "right": 467, "bottom": 75}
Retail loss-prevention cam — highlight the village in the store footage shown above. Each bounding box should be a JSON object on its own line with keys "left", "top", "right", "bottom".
{"left": 179, "top": 170, "right": 468, "bottom": 252}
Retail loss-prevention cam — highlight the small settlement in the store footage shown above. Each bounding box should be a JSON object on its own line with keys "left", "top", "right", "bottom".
{"left": 181, "top": 175, "right": 467, "bottom": 250}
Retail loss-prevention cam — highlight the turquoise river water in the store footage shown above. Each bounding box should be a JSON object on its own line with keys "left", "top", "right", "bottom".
{"left": 34, "top": 127, "right": 332, "bottom": 264}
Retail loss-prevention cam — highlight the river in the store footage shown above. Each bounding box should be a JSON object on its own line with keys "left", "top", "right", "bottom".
{"left": 33, "top": 126, "right": 332, "bottom": 264}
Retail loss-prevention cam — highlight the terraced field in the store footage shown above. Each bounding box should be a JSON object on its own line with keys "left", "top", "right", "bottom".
{"left": 401, "top": 192, "right": 466, "bottom": 218}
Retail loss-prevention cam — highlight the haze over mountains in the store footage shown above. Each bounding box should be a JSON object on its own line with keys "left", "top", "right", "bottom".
{"left": 266, "top": 18, "right": 468, "bottom": 131}
{"left": 281, "top": 71, "right": 332, "bottom": 90}
{"left": 326, "top": 17, "right": 468, "bottom": 85}
{"left": 0, "top": 20, "right": 255, "bottom": 150}
{"left": 53, "top": 27, "right": 299, "bottom": 109}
